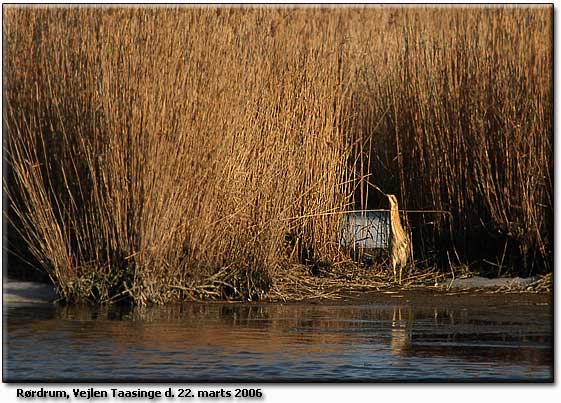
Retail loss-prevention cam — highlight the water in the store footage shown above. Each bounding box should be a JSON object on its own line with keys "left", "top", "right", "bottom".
{"left": 3, "top": 292, "right": 552, "bottom": 382}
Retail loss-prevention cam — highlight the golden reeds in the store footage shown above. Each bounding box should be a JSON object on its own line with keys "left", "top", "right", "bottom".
{"left": 3, "top": 7, "right": 356, "bottom": 304}
{"left": 348, "top": 5, "right": 552, "bottom": 277}
{"left": 3, "top": 6, "right": 552, "bottom": 304}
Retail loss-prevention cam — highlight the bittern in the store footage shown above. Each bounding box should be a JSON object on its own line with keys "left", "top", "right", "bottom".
{"left": 387, "top": 194, "right": 411, "bottom": 284}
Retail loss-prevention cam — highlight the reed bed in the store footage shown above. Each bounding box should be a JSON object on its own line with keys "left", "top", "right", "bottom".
{"left": 347, "top": 6, "right": 552, "bottom": 276}
{"left": 3, "top": 6, "right": 552, "bottom": 305}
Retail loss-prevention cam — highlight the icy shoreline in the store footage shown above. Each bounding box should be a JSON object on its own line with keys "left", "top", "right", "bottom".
{"left": 3, "top": 279, "right": 57, "bottom": 304}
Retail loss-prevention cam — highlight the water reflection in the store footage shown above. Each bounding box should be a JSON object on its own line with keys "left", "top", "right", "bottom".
{"left": 4, "top": 297, "right": 552, "bottom": 382}
{"left": 391, "top": 307, "right": 412, "bottom": 356}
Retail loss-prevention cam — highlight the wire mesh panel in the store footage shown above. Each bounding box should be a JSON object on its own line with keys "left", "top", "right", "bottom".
{"left": 341, "top": 211, "right": 390, "bottom": 262}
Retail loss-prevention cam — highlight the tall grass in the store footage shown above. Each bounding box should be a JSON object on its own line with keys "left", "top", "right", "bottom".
{"left": 3, "top": 6, "right": 552, "bottom": 304}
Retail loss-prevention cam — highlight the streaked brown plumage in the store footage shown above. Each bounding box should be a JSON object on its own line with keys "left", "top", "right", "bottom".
{"left": 387, "top": 194, "right": 411, "bottom": 283}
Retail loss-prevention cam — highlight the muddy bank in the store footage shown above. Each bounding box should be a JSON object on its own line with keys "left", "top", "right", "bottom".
{"left": 4, "top": 278, "right": 551, "bottom": 309}
{"left": 338, "top": 288, "right": 551, "bottom": 308}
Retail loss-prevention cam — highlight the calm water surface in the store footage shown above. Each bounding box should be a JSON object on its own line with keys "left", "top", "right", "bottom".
{"left": 3, "top": 292, "right": 552, "bottom": 382}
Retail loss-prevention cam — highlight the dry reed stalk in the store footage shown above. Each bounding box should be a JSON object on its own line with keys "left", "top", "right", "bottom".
{"left": 3, "top": 6, "right": 552, "bottom": 305}
{"left": 3, "top": 7, "right": 355, "bottom": 304}
{"left": 267, "top": 262, "right": 444, "bottom": 302}
{"left": 525, "top": 273, "right": 553, "bottom": 293}
{"left": 347, "top": 6, "right": 552, "bottom": 276}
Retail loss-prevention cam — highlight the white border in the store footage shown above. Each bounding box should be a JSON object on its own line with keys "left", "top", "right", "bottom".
{"left": 1, "top": 2, "right": 557, "bottom": 403}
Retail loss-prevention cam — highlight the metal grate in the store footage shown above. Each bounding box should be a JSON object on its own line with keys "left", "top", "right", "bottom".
{"left": 341, "top": 211, "right": 390, "bottom": 258}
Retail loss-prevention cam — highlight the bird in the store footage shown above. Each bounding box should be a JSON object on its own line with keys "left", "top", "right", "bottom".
{"left": 387, "top": 194, "right": 411, "bottom": 284}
